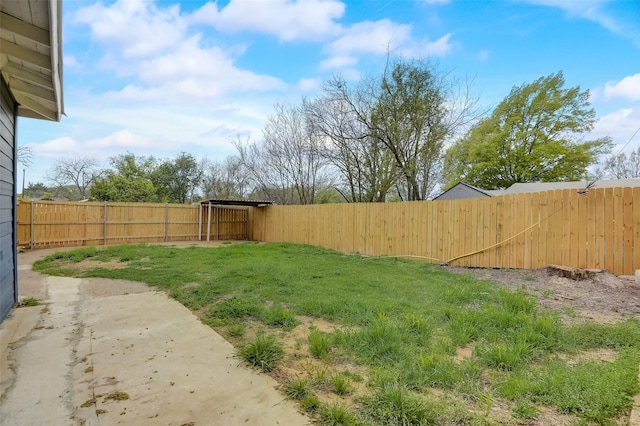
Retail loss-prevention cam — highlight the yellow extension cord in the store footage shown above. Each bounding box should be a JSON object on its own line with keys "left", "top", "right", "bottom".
{"left": 383, "top": 193, "right": 582, "bottom": 266}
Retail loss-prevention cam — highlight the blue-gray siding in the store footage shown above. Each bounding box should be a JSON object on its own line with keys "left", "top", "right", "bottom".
{"left": 0, "top": 76, "right": 17, "bottom": 321}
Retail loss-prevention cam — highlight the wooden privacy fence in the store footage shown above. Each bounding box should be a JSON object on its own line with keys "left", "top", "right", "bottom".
{"left": 14, "top": 186, "right": 640, "bottom": 275}
{"left": 251, "top": 187, "right": 640, "bottom": 276}
{"left": 17, "top": 200, "right": 250, "bottom": 249}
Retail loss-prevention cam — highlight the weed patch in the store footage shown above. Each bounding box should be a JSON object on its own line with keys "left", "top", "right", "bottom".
{"left": 18, "top": 297, "right": 39, "bottom": 307}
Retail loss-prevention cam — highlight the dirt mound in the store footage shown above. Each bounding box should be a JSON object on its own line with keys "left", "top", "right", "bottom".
{"left": 446, "top": 265, "right": 640, "bottom": 323}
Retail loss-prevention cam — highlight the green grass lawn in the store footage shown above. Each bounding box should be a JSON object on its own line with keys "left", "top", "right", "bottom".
{"left": 34, "top": 242, "right": 640, "bottom": 425}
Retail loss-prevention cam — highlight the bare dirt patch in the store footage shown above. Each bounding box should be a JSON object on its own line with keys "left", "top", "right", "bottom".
{"left": 80, "top": 278, "right": 152, "bottom": 297}
{"left": 75, "top": 259, "right": 129, "bottom": 272}
{"left": 445, "top": 266, "right": 640, "bottom": 323}
{"left": 559, "top": 348, "right": 618, "bottom": 365}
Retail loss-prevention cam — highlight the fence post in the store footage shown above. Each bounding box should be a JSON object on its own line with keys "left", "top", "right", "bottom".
{"left": 165, "top": 204, "right": 169, "bottom": 242}
{"left": 216, "top": 206, "right": 219, "bottom": 240}
{"left": 30, "top": 200, "right": 34, "bottom": 249}
{"left": 198, "top": 202, "right": 202, "bottom": 241}
{"left": 103, "top": 201, "right": 107, "bottom": 246}
{"left": 245, "top": 209, "right": 249, "bottom": 240}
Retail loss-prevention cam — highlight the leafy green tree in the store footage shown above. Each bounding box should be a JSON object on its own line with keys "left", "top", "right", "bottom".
{"left": 109, "top": 153, "right": 158, "bottom": 180}
{"left": 307, "top": 59, "right": 477, "bottom": 201}
{"left": 23, "top": 182, "right": 48, "bottom": 199}
{"left": 151, "top": 152, "right": 203, "bottom": 203}
{"left": 371, "top": 60, "right": 450, "bottom": 201}
{"left": 89, "top": 153, "right": 159, "bottom": 202}
{"left": 90, "top": 175, "right": 158, "bottom": 202}
{"left": 443, "top": 72, "right": 612, "bottom": 189}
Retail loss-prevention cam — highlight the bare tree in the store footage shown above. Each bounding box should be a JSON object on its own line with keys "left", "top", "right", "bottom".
{"left": 17, "top": 146, "right": 33, "bottom": 167}
{"left": 304, "top": 90, "right": 398, "bottom": 202}
{"left": 235, "top": 103, "right": 328, "bottom": 205}
{"left": 603, "top": 146, "right": 640, "bottom": 179}
{"left": 201, "top": 156, "right": 250, "bottom": 199}
{"left": 46, "top": 156, "right": 101, "bottom": 200}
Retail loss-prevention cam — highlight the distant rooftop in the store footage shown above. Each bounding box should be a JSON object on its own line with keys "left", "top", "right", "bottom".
{"left": 433, "top": 179, "right": 640, "bottom": 201}
{"left": 498, "top": 179, "right": 640, "bottom": 195}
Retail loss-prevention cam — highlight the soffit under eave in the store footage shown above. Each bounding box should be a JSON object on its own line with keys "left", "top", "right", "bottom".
{"left": 0, "top": 0, "right": 64, "bottom": 122}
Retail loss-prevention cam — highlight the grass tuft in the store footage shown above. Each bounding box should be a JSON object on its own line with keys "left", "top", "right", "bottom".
{"left": 283, "top": 377, "right": 311, "bottom": 400}
{"left": 309, "top": 328, "right": 333, "bottom": 359}
{"left": 331, "top": 374, "right": 351, "bottom": 396}
{"left": 237, "top": 333, "right": 284, "bottom": 372}
{"left": 262, "top": 305, "right": 300, "bottom": 330}
{"left": 319, "top": 403, "right": 357, "bottom": 426}
{"left": 360, "top": 383, "right": 438, "bottom": 426}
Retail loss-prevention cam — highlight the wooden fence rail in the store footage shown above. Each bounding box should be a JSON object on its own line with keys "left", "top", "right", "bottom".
{"left": 17, "top": 200, "right": 250, "bottom": 249}
{"left": 251, "top": 187, "right": 640, "bottom": 276}
{"left": 16, "top": 186, "right": 640, "bottom": 275}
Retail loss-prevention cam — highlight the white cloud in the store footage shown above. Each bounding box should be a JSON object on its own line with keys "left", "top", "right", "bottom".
{"left": 420, "top": 33, "right": 453, "bottom": 56}
{"left": 603, "top": 73, "right": 640, "bottom": 101}
{"left": 191, "top": 0, "right": 345, "bottom": 42}
{"left": 592, "top": 106, "right": 640, "bottom": 150}
{"left": 72, "top": 0, "right": 286, "bottom": 103}
{"left": 74, "top": 0, "right": 186, "bottom": 58}
{"left": 84, "top": 129, "right": 151, "bottom": 150}
{"left": 320, "top": 55, "right": 358, "bottom": 70}
{"left": 327, "top": 20, "right": 412, "bottom": 57}
{"left": 30, "top": 137, "right": 81, "bottom": 158}
{"left": 321, "top": 20, "right": 451, "bottom": 69}
{"left": 29, "top": 131, "right": 155, "bottom": 161}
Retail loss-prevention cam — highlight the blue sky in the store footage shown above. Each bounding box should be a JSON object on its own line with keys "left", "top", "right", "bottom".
{"left": 20, "top": 0, "right": 640, "bottom": 185}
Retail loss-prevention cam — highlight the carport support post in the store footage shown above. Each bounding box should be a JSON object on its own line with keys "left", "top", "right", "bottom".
{"left": 206, "top": 201, "right": 211, "bottom": 242}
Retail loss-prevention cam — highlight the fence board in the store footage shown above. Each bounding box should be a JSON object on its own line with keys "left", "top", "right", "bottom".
{"left": 603, "top": 188, "right": 615, "bottom": 273}
{"left": 634, "top": 188, "right": 640, "bottom": 273}
{"left": 612, "top": 187, "right": 624, "bottom": 275}
{"left": 623, "top": 187, "right": 633, "bottom": 275}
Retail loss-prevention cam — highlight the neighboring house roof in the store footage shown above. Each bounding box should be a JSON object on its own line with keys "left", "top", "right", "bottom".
{"left": 498, "top": 179, "right": 640, "bottom": 195}
{"left": 432, "top": 182, "right": 494, "bottom": 201}
{"left": 0, "top": 0, "right": 64, "bottom": 121}
{"left": 433, "top": 179, "right": 640, "bottom": 200}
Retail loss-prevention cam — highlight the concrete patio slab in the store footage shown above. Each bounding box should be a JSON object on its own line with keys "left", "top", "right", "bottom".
{"left": 1, "top": 252, "right": 310, "bottom": 426}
